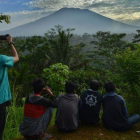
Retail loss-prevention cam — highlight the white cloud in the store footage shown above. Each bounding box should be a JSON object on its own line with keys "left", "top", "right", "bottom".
{"left": 24, "top": 0, "right": 101, "bottom": 11}
{"left": 84, "top": 0, "right": 140, "bottom": 25}
{"left": 0, "top": 0, "right": 140, "bottom": 31}
{"left": 23, "top": 0, "right": 140, "bottom": 24}
{"left": 0, "top": 10, "right": 54, "bottom": 31}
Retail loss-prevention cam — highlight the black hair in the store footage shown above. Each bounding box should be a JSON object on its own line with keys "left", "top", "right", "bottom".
{"left": 65, "top": 81, "right": 76, "bottom": 93}
{"left": 104, "top": 81, "right": 115, "bottom": 92}
{"left": 32, "top": 78, "right": 45, "bottom": 94}
{"left": 90, "top": 80, "right": 99, "bottom": 91}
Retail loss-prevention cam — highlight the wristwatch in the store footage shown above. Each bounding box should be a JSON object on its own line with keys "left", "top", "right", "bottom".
{"left": 8, "top": 42, "right": 14, "bottom": 45}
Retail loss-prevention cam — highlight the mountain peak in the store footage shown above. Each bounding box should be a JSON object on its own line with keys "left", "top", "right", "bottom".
{"left": 0, "top": 8, "right": 138, "bottom": 36}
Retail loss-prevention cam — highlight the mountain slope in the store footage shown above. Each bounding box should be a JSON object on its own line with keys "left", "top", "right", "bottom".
{"left": 0, "top": 8, "right": 139, "bottom": 36}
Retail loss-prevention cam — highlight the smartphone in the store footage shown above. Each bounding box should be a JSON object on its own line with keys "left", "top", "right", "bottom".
{"left": 0, "top": 34, "right": 9, "bottom": 40}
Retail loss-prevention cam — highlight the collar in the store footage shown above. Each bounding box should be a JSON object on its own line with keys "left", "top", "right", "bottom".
{"left": 33, "top": 93, "right": 41, "bottom": 96}
{"left": 88, "top": 89, "right": 98, "bottom": 92}
{"left": 103, "top": 92, "right": 117, "bottom": 98}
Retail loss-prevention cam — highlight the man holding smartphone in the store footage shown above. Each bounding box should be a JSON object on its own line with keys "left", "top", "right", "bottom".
{"left": 0, "top": 35, "right": 19, "bottom": 140}
{"left": 19, "top": 78, "right": 57, "bottom": 140}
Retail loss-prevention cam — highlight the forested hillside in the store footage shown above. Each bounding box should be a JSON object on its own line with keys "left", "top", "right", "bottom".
{"left": 1, "top": 25, "right": 140, "bottom": 140}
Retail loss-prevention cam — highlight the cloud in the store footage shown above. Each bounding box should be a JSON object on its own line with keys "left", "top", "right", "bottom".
{"left": 23, "top": 0, "right": 140, "bottom": 24}
{"left": 86, "top": 1, "right": 115, "bottom": 8}
{"left": 0, "top": 10, "right": 54, "bottom": 31}
{"left": 24, "top": 0, "right": 101, "bottom": 11}
{"left": 0, "top": 0, "right": 140, "bottom": 31}
{"left": 83, "top": 0, "right": 140, "bottom": 25}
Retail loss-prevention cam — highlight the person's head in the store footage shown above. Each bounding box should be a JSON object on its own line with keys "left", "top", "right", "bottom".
{"left": 104, "top": 81, "right": 115, "bottom": 93}
{"left": 65, "top": 81, "right": 76, "bottom": 94}
{"left": 90, "top": 80, "right": 99, "bottom": 91}
{"left": 32, "top": 78, "right": 45, "bottom": 94}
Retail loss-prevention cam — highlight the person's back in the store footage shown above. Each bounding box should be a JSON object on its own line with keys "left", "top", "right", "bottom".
{"left": 102, "top": 82, "right": 140, "bottom": 131}
{"left": 79, "top": 80, "right": 102, "bottom": 124}
{"left": 55, "top": 81, "right": 79, "bottom": 131}
{"left": 19, "top": 78, "right": 57, "bottom": 140}
{"left": 102, "top": 94, "right": 128, "bottom": 131}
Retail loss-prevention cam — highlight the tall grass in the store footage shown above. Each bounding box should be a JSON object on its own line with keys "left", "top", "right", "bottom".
{"left": 3, "top": 85, "right": 24, "bottom": 140}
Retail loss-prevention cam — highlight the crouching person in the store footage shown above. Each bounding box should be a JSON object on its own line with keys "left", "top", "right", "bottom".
{"left": 55, "top": 81, "right": 79, "bottom": 132}
{"left": 19, "top": 78, "right": 57, "bottom": 140}
{"left": 102, "top": 82, "right": 140, "bottom": 131}
{"left": 79, "top": 80, "right": 102, "bottom": 125}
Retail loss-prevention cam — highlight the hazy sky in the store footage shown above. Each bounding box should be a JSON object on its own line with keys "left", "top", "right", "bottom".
{"left": 0, "top": 0, "right": 140, "bottom": 31}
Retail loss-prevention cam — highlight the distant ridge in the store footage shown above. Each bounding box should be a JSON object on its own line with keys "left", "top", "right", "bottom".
{"left": 0, "top": 8, "right": 139, "bottom": 36}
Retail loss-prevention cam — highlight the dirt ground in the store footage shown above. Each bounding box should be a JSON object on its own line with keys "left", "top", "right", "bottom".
{"left": 14, "top": 122, "right": 140, "bottom": 140}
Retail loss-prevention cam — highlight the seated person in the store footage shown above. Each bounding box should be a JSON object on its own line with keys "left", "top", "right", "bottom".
{"left": 55, "top": 81, "right": 79, "bottom": 131}
{"left": 19, "top": 78, "right": 57, "bottom": 140}
{"left": 79, "top": 80, "right": 102, "bottom": 125}
{"left": 102, "top": 81, "right": 140, "bottom": 131}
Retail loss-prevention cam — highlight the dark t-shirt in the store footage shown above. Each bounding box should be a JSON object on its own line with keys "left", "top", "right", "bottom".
{"left": 55, "top": 93, "right": 79, "bottom": 130}
{"left": 80, "top": 89, "right": 102, "bottom": 124}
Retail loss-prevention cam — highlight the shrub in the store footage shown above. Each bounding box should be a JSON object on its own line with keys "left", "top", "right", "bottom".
{"left": 42, "top": 63, "right": 69, "bottom": 96}
{"left": 115, "top": 47, "right": 140, "bottom": 114}
{"left": 69, "top": 70, "right": 101, "bottom": 96}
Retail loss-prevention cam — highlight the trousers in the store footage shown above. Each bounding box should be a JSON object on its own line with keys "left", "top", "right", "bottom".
{"left": 0, "top": 102, "right": 6, "bottom": 140}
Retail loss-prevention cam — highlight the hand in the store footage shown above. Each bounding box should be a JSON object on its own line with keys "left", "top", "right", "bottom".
{"left": 6, "top": 35, "right": 12, "bottom": 43}
{"left": 43, "top": 87, "right": 54, "bottom": 96}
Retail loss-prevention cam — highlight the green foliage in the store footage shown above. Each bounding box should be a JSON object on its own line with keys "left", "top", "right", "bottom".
{"left": 8, "top": 64, "right": 37, "bottom": 103}
{"left": 2, "top": 25, "right": 140, "bottom": 140}
{"left": 19, "top": 36, "right": 47, "bottom": 53}
{"left": 42, "top": 63, "right": 69, "bottom": 96}
{"left": 90, "top": 31, "right": 127, "bottom": 70}
{"left": 44, "top": 25, "right": 75, "bottom": 65}
{"left": 133, "top": 30, "right": 140, "bottom": 43}
{"left": 0, "top": 14, "right": 10, "bottom": 23}
{"left": 69, "top": 70, "right": 101, "bottom": 95}
{"left": 116, "top": 47, "right": 140, "bottom": 86}
{"left": 106, "top": 46, "right": 140, "bottom": 114}
{"left": 3, "top": 85, "right": 24, "bottom": 140}
{"left": 44, "top": 25, "right": 90, "bottom": 69}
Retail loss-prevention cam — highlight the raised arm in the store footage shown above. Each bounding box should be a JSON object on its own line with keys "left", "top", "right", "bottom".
{"left": 42, "top": 87, "right": 57, "bottom": 108}
{"left": 7, "top": 35, "right": 19, "bottom": 63}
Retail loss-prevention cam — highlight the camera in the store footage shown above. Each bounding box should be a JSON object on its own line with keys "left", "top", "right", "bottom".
{"left": 0, "top": 34, "right": 9, "bottom": 40}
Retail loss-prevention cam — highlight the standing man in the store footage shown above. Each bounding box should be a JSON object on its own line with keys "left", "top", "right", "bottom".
{"left": 0, "top": 35, "right": 19, "bottom": 140}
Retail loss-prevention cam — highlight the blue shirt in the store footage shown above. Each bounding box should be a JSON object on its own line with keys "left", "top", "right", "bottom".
{"left": 103, "top": 92, "right": 129, "bottom": 118}
{"left": 0, "top": 55, "right": 14, "bottom": 104}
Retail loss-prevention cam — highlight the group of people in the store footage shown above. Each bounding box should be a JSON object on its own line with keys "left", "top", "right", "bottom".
{"left": 19, "top": 79, "right": 140, "bottom": 140}
{"left": 0, "top": 36, "right": 140, "bottom": 140}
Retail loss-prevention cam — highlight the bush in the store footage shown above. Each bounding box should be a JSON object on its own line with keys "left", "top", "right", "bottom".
{"left": 42, "top": 63, "right": 69, "bottom": 96}
{"left": 69, "top": 70, "right": 101, "bottom": 96}
{"left": 114, "top": 46, "right": 140, "bottom": 114}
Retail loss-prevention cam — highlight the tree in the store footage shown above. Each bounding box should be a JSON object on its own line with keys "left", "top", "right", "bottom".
{"left": 14, "top": 36, "right": 50, "bottom": 75}
{"left": 44, "top": 25, "right": 74, "bottom": 65}
{"left": 0, "top": 14, "right": 10, "bottom": 23}
{"left": 115, "top": 46, "right": 140, "bottom": 113}
{"left": 133, "top": 30, "right": 140, "bottom": 43}
{"left": 89, "top": 31, "right": 127, "bottom": 70}
{"left": 44, "top": 25, "right": 90, "bottom": 69}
